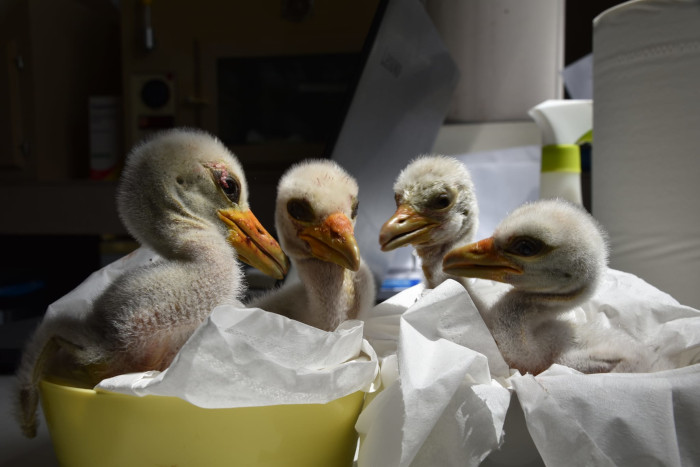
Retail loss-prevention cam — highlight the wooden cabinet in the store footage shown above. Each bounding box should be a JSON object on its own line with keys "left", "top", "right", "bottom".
{"left": 0, "top": 0, "right": 122, "bottom": 235}
{"left": 0, "top": 0, "right": 120, "bottom": 182}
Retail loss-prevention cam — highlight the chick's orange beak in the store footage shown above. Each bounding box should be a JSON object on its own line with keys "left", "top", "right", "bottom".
{"left": 442, "top": 237, "right": 522, "bottom": 282}
{"left": 299, "top": 212, "right": 361, "bottom": 271}
{"left": 379, "top": 204, "right": 438, "bottom": 251}
{"left": 218, "top": 208, "right": 290, "bottom": 280}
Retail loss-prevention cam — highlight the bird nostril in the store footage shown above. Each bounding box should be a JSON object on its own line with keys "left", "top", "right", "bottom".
{"left": 474, "top": 246, "right": 488, "bottom": 256}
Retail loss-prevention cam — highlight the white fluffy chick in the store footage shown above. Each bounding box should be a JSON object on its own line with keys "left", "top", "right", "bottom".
{"left": 15, "top": 128, "right": 289, "bottom": 437}
{"left": 379, "top": 155, "right": 479, "bottom": 289}
{"left": 250, "top": 160, "right": 376, "bottom": 331}
{"left": 443, "top": 199, "right": 668, "bottom": 375}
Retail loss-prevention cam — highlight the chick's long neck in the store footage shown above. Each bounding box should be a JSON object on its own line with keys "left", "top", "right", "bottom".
{"left": 133, "top": 223, "right": 244, "bottom": 315}
{"left": 416, "top": 242, "right": 457, "bottom": 289}
{"left": 414, "top": 240, "right": 497, "bottom": 326}
{"left": 294, "top": 258, "right": 357, "bottom": 331}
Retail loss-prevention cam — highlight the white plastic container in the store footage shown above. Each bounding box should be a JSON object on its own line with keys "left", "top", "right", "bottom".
{"left": 528, "top": 99, "right": 592, "bottom": 205}
{"left": 424, "top": 0, "right": 565, "bottom": 122}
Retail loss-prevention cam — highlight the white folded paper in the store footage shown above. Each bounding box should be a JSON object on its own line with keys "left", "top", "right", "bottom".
{"left": 43, "top": 246, "right": 379, "bottom": 408}
{"left": 97, "top": 307, "right": 378, "bottom": 408}
{"left": 358, "top": 269, "right": 700, "bottom": 466}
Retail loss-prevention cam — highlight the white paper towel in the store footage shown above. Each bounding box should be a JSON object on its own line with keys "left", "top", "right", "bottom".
{"left": 513, "top": 363, "right": 700, "bottom": 466}
{"left": 358, "top": 269, "right": 700, "bottom": 466}
{"left": 357, "top": 280, "right": 512, "bottom": 467}
{"left": 97, "top": 308, "right": 379, "bottom": 408}
{"left": 592, "top": 0, "right": 700, "bottom": 308}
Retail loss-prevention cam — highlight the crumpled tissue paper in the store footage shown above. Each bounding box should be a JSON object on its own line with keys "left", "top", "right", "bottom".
{"left": 97, "top": 306, "right": 378, "bottom": 408}
{"left": 45, "top": 247, "right": 379, "bottom": 408}
{"left": 357, "top": 280, "right": 512, "bottom": 467}
{"left": 358, "top": 269, "right": 700, "bottom": 466}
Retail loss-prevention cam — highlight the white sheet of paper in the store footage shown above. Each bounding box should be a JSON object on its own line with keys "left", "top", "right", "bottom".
{"left": 97, "top": 307, "right": 379, "bottom": 408}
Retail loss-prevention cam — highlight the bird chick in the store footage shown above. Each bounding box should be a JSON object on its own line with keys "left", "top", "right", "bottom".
{"left": 443, "top": 199, "right": 666, "bottom": 375}
{"left": 15, "top": 128, "right": 289, "bottom": 437}
{"left": 379, "top": 155, "right": 479, "bottom": 289}
{"left": 250, "top": 159, "right": 375, "bottom": 331}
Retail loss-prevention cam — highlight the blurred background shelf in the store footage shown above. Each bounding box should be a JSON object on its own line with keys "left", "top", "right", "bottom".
{"left": 0, "top": 180, "right": 125, "bottom": 235}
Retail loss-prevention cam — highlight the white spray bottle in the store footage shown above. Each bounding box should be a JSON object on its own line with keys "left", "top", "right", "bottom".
{"left": 528, "top": 99, "right": 592, "bottom": 205}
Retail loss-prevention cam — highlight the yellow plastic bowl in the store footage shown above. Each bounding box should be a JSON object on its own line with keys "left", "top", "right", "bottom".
{"left": 40, "top": 379, "right": 364, "bottom": 467}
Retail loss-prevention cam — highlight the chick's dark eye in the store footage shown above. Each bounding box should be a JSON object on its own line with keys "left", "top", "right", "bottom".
{"left": 394, "top": 193, "right": 402, "bottom": 207}
{"left": 287, "top": 198, "right": 315, "bottom": 222}
{"left": 507, "top": 237, "right": 544, "bottom": 257}
{"left": 351, "top": 199, "right": 359, "bottom": 219}
{"left": 428, "top": 192, "right": 452, "bottom": 210}
{"left": 220, "top": 176, "right": 241, "bottom": 204}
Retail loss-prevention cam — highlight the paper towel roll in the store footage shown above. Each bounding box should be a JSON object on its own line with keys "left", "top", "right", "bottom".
{"left": 592, "top": 0, "right": 700, "bottom": 308}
